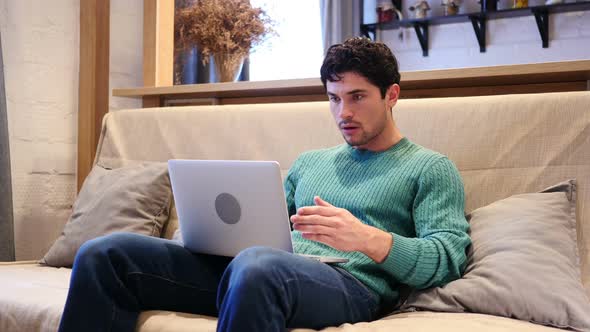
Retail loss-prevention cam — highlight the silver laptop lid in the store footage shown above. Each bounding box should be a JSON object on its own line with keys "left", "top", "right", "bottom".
{"left": 168, "top": 159, "right": 294, "bottom": 257}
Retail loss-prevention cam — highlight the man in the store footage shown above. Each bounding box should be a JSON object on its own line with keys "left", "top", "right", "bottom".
{"left": 58, "top": 37, "right": 470, "bottom": 332}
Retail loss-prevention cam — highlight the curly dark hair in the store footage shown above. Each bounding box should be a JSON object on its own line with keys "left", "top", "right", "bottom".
{"left": 320, "top": 37, "right": 401, "bottom": 98}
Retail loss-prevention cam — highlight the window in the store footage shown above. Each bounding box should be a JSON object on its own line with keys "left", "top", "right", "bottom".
{"left": 248, "top": 0, "right": 324, "bottom": 81}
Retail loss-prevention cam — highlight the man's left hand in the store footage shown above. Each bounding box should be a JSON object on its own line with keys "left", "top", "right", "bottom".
{"left": 290, "top": 196, "right": 393, "bottom": 263}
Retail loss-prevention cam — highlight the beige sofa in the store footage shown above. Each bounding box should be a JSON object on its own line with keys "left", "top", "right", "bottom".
{"left": 0, "top": 91, "right": 589, "bottom": 332}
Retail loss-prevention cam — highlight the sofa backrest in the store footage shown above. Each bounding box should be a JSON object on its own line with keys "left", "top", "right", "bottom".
{"left": 96, "top": 91, "right": 590, "bottom": 296}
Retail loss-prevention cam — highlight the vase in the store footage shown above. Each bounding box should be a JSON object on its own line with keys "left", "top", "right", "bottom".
{"left": 212, "top": 53, "right": 245, "bottom": 83}
{"left": 481, "top": 0, "right": 497, "bottom": 12}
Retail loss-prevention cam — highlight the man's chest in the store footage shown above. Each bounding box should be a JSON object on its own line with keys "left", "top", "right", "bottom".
{"left": 294, "top": 161, "right": 419, "bottom": 215}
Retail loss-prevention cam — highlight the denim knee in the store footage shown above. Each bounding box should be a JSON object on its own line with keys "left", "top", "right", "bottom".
{"left": 217, "top": 247, "right": 288, "bottom": 307}
{"left": 73, "top": 232, "right": 140, "bottom": 268}
{"left": 231, "top": 246, "right": 288, "bottom": 276}
{"left": 220, "top": 247, "right": 289, "bottom": 288}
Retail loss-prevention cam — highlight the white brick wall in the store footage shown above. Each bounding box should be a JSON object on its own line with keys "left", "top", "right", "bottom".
{"left": 0, "top": 0, "right": 79, "bottom": 260}
{"left": 374, "top": 1, "right": 590, "bottom": 70}
{"left": 0, "top": 0, "right": 142, "bottom": 260}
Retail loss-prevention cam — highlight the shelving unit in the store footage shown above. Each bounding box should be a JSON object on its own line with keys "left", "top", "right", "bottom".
{"left": 113, "top": 60, "right": 590, "bottom": 106}
{"left": 361, "top": 1, "right": 590, "bottom": 56}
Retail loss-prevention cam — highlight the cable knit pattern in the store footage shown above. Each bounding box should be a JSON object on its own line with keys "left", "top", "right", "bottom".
{"left": 284, "top": 138, "right": 470, "bottom": 307}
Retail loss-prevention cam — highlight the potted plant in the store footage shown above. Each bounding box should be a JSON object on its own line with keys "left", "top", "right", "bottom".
{"left": 175, "top": 0, "right": 273, "bottom": 82}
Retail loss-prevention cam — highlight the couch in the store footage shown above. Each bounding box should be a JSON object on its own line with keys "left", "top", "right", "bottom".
{"left": 0, "top": 91, "right": 589, "bottom": 332}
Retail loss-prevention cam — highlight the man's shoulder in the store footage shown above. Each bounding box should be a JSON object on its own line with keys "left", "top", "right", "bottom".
{"left": 405, "top": 142, "right": 462, "bottom": 183}
{"left": 405, "top": 140, "right": 448, "bottom": 164}
{"left": 402, "top": 141, "right": 461, "bottom": 181}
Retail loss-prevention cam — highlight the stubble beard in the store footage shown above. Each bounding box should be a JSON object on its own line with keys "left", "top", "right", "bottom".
{"left": 343, "top": 108, "right": 389, "bottom": 148}
{"left": 344, "top": 128, "right": 371, "bottom": 147}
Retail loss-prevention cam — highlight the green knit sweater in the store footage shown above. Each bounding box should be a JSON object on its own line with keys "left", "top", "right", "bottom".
{"left": 284, "top": 137, "right": 471, "bottom": 307}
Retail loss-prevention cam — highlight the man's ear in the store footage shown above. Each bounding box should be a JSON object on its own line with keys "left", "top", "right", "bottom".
{"left": 386, "top": 84, "right": 401, "bottom": 109}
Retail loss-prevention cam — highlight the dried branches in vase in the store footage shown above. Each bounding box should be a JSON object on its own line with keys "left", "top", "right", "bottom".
{"left": 175, "top": 0, "right": 274, "bottom": 82}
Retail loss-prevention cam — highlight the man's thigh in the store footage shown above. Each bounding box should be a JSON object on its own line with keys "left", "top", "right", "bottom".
{"left": 100, "top": 233, "right": 233, "bottom": 316}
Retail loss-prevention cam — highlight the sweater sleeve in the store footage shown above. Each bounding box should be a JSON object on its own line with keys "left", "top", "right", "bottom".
{"left": 380, "top": 157, "right": 471, "bottom": 289}
{"left": 284, "top": 155, "right": 305, "bottom": 218}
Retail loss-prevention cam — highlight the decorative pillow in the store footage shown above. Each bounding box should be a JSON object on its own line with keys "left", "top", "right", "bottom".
{"left": 160, "top": 198, "right": 180, "bottom": 240}
{"left": 42, "top": 162, "right": 172, "bottom": 267}
{"left": 400, "top": 180, "right": 590, "bottom": 331}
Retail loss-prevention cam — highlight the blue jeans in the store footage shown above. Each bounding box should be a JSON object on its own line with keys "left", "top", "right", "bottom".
{"left": 58, "top": 233, "right": 380, "bottom": 332}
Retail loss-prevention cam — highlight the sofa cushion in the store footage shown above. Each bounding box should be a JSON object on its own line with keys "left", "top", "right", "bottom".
{"left": 135, "top": 310, "right": 564, "bottom": 332}
{"left": 41, "top": 163, "right": 172, "bottom": 267}
{"left": 0, "top": 262, "right": 565, "bottom": 332}
{"left": 161, "top": 199, "right": 179, "bottom": 240}
{"left": 0, "top": 262, "right": 70, "bottom": 332}
{"left": 400, "top": 180, "right": 590, "bottom": 331}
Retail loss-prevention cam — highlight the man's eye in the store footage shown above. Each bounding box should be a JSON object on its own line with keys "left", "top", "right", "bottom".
{"left": 329, "top": 96, "right": 340, "bottom": 102}
{"left": 352, "top": 95, "right": 364, "bottom": 101}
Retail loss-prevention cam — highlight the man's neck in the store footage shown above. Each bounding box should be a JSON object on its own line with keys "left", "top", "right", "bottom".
{"left": 354, "top": 127, "right": 404, "bottom": 152}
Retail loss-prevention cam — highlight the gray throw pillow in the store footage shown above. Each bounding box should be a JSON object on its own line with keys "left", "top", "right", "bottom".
{"left": 42, "top": 162, "right": 172, "bottom": 267}
{"left": 400, "top": 180, "right": 590, "bottom": 331}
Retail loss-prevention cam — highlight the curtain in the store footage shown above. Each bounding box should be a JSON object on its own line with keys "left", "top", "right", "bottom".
{"left": 320, "top": 0, "right": 362, "bottom": 54}
{"left": 0, "top": 30, "right": 15, "bottom": 261}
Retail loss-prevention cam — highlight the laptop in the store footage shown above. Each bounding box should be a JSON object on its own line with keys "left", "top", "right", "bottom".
{"left": 167, "top": 159, "right": 348, "bottom": 264}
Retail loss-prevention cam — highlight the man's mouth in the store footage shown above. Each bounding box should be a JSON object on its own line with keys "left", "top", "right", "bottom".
{"left": 341, "top": 124, "right": 360, "bottom": 135}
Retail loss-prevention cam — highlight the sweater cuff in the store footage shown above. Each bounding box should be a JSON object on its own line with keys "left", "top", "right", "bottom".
{"left": 380, "top": 233, "right": 418, "bottom": 283}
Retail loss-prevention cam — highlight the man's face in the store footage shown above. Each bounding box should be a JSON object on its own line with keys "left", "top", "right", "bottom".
{"left": 326, "top": 71, "right": 398, "bottom": 151}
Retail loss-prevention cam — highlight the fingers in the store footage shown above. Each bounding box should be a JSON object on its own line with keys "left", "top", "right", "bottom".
{"left": 314, "top": 196, "right": 333, "bottom": 207}
{"left": 295, "top": 196, "right": 338, "bottom": 217}
{"left": 290, "top": 214, "right": 336, "bottom": 227}
{"left": 292, "top": 223, "right": 333, "bottom": 235}
{"left": 296, "top": 205, "right": 338, "bottom": 217}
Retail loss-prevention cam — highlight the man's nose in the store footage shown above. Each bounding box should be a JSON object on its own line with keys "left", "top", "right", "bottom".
{"left": 339, "top": 103, "right": 354, "bottom": 120}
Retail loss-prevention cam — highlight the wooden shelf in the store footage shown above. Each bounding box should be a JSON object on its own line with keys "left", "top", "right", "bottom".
{"left": 112, "top": 60, "right": 590, "bottom": 106}
{"left": 362, "top": 1, "right": 590, "bottom": 56}
{"left": 113, "top": 78, "right": 322, "bottom": 99}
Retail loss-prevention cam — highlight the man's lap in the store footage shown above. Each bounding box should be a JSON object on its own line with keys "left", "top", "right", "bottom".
{"left": 86, "top": 232, "right": 379, "bottom": 326}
